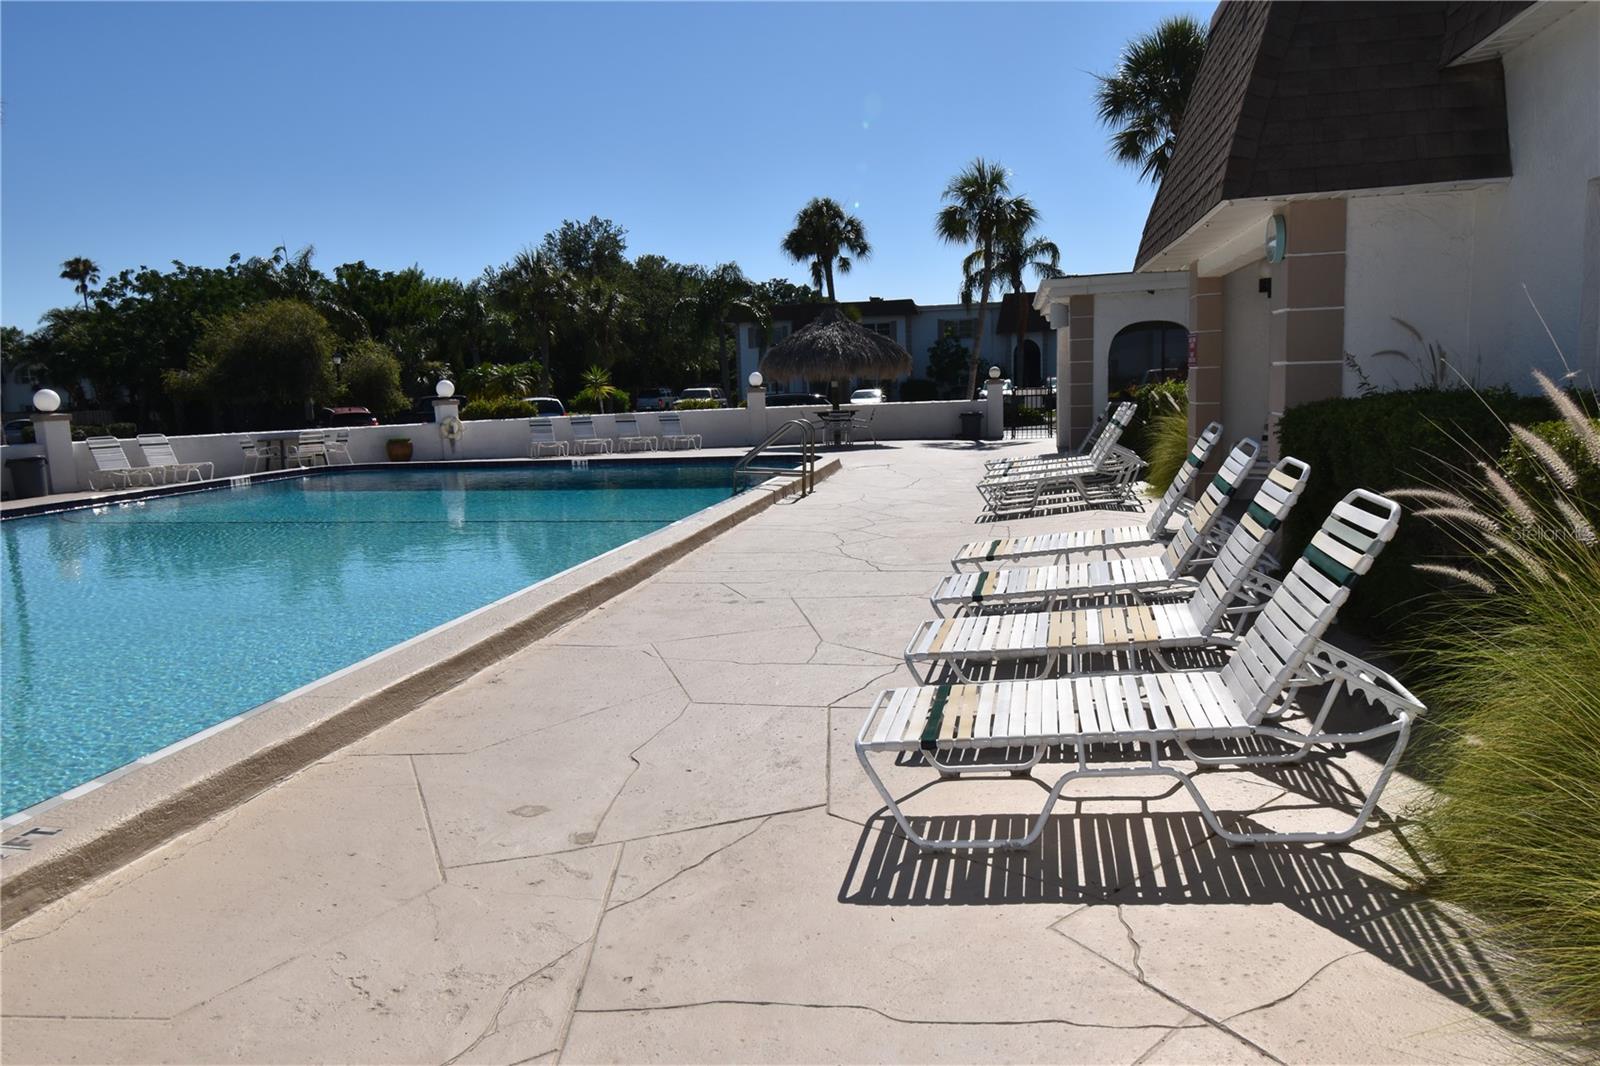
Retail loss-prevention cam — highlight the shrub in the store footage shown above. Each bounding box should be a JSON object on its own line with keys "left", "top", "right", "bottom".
{"left": 1501, "top": 417, "right": 1600, "bottom": 513}
{"left": 1275, "top": 388, "right": 1554, "bottom": 634}
{"left": 339, "top": 340, "right": 408, "bottom": 418}
{"left": 673, "top": 399, "right": 721, "bottom": 411}
{"left": 1144, "top": 408, "right": 1192, "bottom": 492}
{"left": 460, "top": 396, "right": 537, "bottom": 421}
{"left": 107, "top": 422, "right": 138, "bottom": 438}
{"left": 1120, "top": 379, "right": 1186, "bottom": 458}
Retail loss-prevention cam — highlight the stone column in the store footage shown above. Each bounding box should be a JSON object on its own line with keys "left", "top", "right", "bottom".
{"left": 746, "top": 384, "right": 766, "bottom": 445}
{"left": 1267, "top": 199, "right": 1347, "bottom": 458}
{"left": 33, "top": 412, "right": 79, "bottom": 493}
{"left": 1046, "top": 303, "right": 1073, "bottom": 450}
{"left": 1064, "top": 295, "right": 1096, "bottom": 448}
{"left": 432, "top": 397, "right": 462, "bottom": 458}
{"left": 985, "top": 374, "right": 1005, "bottom": 440}
{"left": 1188, "top": 272, "right": 1225, "bottom": 479}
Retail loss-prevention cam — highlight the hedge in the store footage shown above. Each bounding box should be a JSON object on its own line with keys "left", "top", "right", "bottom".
{"left": 460, "top": 397, "right": 537, "bottom": 420}
{"left": 1276, "top": 388, "right": 1555, "bottom": 634}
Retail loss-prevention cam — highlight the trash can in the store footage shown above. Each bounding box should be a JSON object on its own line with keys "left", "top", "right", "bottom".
{"left": 959, "top": 410, "right": 984, "bottom": 443}
{"left": 6, "top": 456, "right": 49, "bottom": 499}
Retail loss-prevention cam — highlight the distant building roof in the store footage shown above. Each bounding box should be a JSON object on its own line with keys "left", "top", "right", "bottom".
{"left": 745, "top": 295, "right": 1052, "bottom": 330}
{"left": 1136, "top": 0, "right": 1514, "bottom": 270}
{"left": 994, "top": 292, "right": 1052, "bottom": 334}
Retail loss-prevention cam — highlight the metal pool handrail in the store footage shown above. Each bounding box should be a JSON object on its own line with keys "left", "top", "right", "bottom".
{"left": 734, "top": 418, "right": 816, "bottom": 496}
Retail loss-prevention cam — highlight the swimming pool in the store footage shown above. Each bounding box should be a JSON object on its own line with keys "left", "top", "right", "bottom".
{"left": 1, "top": 462, "right": 739, "bottom": 817}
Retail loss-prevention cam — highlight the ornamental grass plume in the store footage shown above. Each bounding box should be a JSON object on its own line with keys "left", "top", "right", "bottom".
{"left": 1404, "top": 370, "right": 1600, "bottom": 1027}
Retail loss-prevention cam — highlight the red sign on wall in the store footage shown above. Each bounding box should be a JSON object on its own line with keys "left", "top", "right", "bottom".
{"left": 1187, "top": 332, "right": 1198, "bottom": 369}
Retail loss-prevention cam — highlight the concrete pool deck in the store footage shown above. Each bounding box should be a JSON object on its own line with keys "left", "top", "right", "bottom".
{"left": 0, "top": 441, "right": 1572, "bottom": 1064}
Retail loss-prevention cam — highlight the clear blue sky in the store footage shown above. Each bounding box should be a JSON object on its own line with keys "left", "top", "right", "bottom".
{"left": 1, "top": 1, "right": 1213, "bottom": 330}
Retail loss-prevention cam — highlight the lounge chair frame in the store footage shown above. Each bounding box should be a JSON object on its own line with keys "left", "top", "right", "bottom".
{"left": 529, "top": 418, "right": 570, "bottom": 457}
{"left": 570, "top": 416, "right": 613, "bottom": 455}
{"left": 86, "top": 436, "right": 160, "bottom": 489}
{"left": 657, "top": 412, "right": 702, "bottom": 450}
{"left": 614, "top": 415, "right": 658, "bottom": 453}
{"left": 136, "top": 434, "right": 213, "bottom": 483}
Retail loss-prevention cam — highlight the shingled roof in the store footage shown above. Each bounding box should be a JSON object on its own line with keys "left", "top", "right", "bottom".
{"left": 1136, "top": 1, "right": 1514, "bottom": 270}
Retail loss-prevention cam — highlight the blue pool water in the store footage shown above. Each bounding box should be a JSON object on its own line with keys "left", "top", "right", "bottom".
{"left": 1, "top": 463, "right": 737, "bottom": 816}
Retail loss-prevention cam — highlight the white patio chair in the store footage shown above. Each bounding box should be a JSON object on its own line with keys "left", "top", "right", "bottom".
{"left": 984, "top": 402, "right": 1132, "bottom": 473}
{"left": 977, "top": 404, "right": 1143, "bottom": 516}
{"left": 657, "top": 412, "right": 701, "bottom": 450}
{"left": 238, "top": 437, "right": 273, "bottom": 473}
{"left": 954, "top": 425, "right": 1237, "bottom": 571}
{"left": 285, "top": 430, "right": 329, "bottom": 468}
{"left": 933, "top": 440, "right": 1262, "bottom": 617}
{"left": 615, "top": 414, "right": 657, "bottom": 452}
{"left": 136, "top": 434, "right": 213, "bottom": 483}
{"left": 847, "top": 407, "right": 878, "bottom": 446}
{"left": 323, "top": 429, "right": 353, "bottom": 465}
{"left": 570, "top": 416, "right": 613, "bottom": 454}
{"left": 529, "top": 418, "right": 569, "bottom": 457}
{"left": 858, "top": 489, "right": 1419, "bottom": 850}
{"left": 909, "top": 455, "right": 1309, "bottom": 682}
{"left": 85, "top": 436, "right": 161, "bottom": 489}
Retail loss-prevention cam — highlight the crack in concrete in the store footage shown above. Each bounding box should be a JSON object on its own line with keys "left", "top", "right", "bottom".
{"left": 554, "top": 843, "right": 624, "bottom": 1063}
{"left": 1221, "top": 950, "right": 1366, "bottom": 1023}
{"left": 571, "top": 998, "right": 1209, "bottom": 1031}
{"left": 410, "top": 755, "right": 449, "bottom": 885}
{"left": 1115, "top": 904, "right": 1147, "bottom": 984}
{"left": 438, "top": 937, "right": 592, "bottom": 1066}
{"left": 607, "top": 817, "right": 770, "bottom": 914}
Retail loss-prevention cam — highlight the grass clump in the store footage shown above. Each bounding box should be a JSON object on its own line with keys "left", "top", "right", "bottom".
{"left": 1403, "top": 370, "right": 1600, "bottom": 1025}
{"left": 1144, "top": 406, "right": 1192, "bottom": 493}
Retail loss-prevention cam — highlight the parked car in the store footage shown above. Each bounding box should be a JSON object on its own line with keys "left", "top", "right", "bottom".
{"left": 522, "top": 396, "right": 567, "bottom": 416}
{"left": 675, "top": 387, "right": 727, "bottom": 408}
{"left": 317, "top": 406, "right": 379, "bottom": 427}
{"left": 635, "top": 387, "right": 676, "bottom": 412}
{"left": 849, "top": 388, "right": 886, "bottom": 405}
{"left": 4, "top": 419, "right": 34, "bottom": 444}
{"left": 765, "top": 392, "right": 830, "bottom": 408}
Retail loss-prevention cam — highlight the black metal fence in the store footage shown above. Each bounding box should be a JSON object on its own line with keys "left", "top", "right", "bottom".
{"left": 1004, "top": 387, "right": 1056, "bottom": 440}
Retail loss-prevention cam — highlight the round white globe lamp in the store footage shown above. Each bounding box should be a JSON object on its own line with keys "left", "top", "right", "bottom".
{"left": 435, "top": 379, "right": 455, "bottom": 399}
{"left": 988, "top": 366, "right": 1001, "bottom": 380}
{"left": 33, "top": 388, "right": 61, "bottom": 413}
{"left": 748, "top": 371, "right": 764, "bottom": 389}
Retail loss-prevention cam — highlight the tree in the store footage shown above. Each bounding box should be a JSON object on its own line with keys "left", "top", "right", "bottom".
{"left": 570, "top": 364, "right": 629, "bottom": 414}
{"left": 59, "top": 258, "right": 101, "bottom": 309}
{"left": 539, "top": 216, "right": 628, "bottom": 278}
{"left": 996, "top": 220, "right": 1063, "bottom": 376}
{"left": 338, "top": 339, "right": 408, "bottom": 418}
{"left": 780, "top": 198, "right": 870, "bottom": 302}
{"left": 926, "top": 328, "right": 970, "bottom": 399}
{"left": 166, "top": 299, "right": 337, "bottom": 426}
{"left": 935, "top": 159, "right": 1039, "bottom": 398}
{"left": 485, "top": 250, "right": 573, "bottom": 390}
{"left": 674, "top": 263, "right": 764, "bottom": 395}
{"left": 1094, "top": 15, "right": 1207, "bottom": 183}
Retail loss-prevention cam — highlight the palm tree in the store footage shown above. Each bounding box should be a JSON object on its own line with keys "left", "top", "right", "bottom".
{"left": 936, "top": 159, "right": 1039, "bottom": 398}
{"left": 59, "top": 257, "right": 101, "bottom": 309}
{"left": 489, "top": 250, "right": 573, "bottom": 390}
{"left": 996, "top": 222, "right": 1063, "bottom": 382}
{"left": 780, "top": 198, "right": 870, "bottom": 302}
{"left": 572, "top": 364, "right": 629, "bottom": 414}
{"left": 1094, "top": 15, "right": 1207, "bottom": 183}
{"left": 673, "top": 263, "right": 765, "bottom": 395}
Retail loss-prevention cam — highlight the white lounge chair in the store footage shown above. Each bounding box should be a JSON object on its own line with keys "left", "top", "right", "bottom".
{"left": 909, "top": 455, "right": 1310, "bottom": 682}
{"left": 657, "top": 412, "right": 701, "bottom": 451}
{"left": 978, "top": 405, "right": 1143, "bottom": 517}
{"left": 954, "top": 424, "right": 1232, "bottom": 571}
{"left": 571, "top": 416, "right": 613, "bottom": 455}
{"left": 530, "top": 418, "right": 569, "bottom": 457}
{"left": 136, "top": 433, "right": 214, "bottom": 483}
{"left": 324, "top": 429, "right": 353, "bottom": 465}
{"left": 982, "top": 402, "right": 1135, "bottom": 476}
{"left": 86, "top": 436, "right": 160, "bottom": 489}
{"left": 857, "top": 489, "right": 1419, "bottom": 850}
{"left": 239, "top": 437, "right": 272, "bottom": 473}
{"left": 935, "top": 441, "right": 1263, "bottom": 616}
{"left": 615, "top": 414, "right": 657, "bottom": 453}
{"left": 285, "top": 430, "right": 329, "bottom": 468}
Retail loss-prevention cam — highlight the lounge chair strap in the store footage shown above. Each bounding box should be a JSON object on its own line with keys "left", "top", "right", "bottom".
{"left": 1305, "top": 543, "right": 1358, "bottom": 586}
{"left": 1186, "top": 453, "right": 1204, "bottom": 467}
{"left": 984, "top": 540, "right": 1001, "bottom": 561}
{"left": 1246, "top": 502, "right": 1281, "bottom": 531}
{"left": 1211, "top": 474, "right": 1237, "bottom": 496}
{"left": 919, "top": 686, "right": 953, "bottom": 750}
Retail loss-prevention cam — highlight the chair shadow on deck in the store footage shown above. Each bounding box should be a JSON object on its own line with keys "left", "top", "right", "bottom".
{"left": 837, "top": 740, "right": 1535, "bottom": 1038}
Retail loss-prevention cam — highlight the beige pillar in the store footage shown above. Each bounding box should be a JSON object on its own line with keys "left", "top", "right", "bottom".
{"left": 1046, "top": 303, "right": 1073, "bottom": 450}
{"left": 1267, "top": 199, "right": 1347, "bottom": 457}
{"left": 1064, "top": 295, "right": 1096, "bottom": 448}
{"left": 1188, "top": 272, "right": 1225, "bottom": 479}
{"left": 746, "top": 384, "right": 766, "bottom": 445}
{"left": 984, "top": 372, "right": 1005, "bottom": 440}
{"left": 33, "top": 412, "right": 79, "bottom": 493}
{"left": 432, "top": 397, "right": 462, "bottom": 457}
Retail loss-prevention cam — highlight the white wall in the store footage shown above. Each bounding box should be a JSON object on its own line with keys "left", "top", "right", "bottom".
{"left": 1220, "top": 261, "right": 1272, "bottom": 443}
{"left": 1088, "top": 288, "right": 1191, "bottom": 413}
{"left": 1471, "top": 2, "right": 1600, "bottom": 386}
{"left": 1345, "top": 189, "right": 1480, "bottom": 390}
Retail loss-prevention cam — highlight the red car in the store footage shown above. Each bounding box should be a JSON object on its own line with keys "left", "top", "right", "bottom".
{"left": 317, "top": 406, "right": 379, "bottom": 427}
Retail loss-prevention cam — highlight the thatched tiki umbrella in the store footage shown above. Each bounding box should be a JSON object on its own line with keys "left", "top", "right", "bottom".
{"left": 758, "top": 306, "right": 913, "bottom": 409}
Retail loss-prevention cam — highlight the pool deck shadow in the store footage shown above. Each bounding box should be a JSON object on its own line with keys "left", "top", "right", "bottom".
{"left": 0, "top": 441, "right": 1581, "bottom": 1065}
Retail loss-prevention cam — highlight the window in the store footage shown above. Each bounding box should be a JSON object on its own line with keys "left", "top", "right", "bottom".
{"left": 937, "top": 318, "right": 977, "bottom": 339}
{"left": 862, "top": 321, "right": 897, "bottom": 341}
{"left": 1107, "top": 321, "right": 1189, "bottom": 393}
